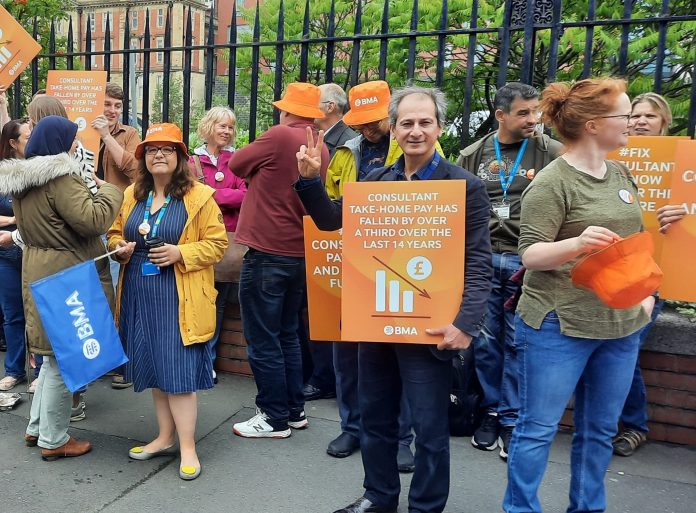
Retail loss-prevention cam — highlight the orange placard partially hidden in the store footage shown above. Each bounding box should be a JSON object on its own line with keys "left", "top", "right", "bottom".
{"left": 341, "top": 180, "right": 466, "bottom": 343}
{"left": 46, "top": 70, "right": 106, "bottom": 167}
{"left": 657, "top": 140, "right": 696, "bottom": 302}
{"left": 0, "top": 6, "right": 42, "bottom": 89}
{"left": 303, "top": 216, "right": 342, "bottom": 341}
{"left": 608, "top": 136, "right": 688, "bottom": 262}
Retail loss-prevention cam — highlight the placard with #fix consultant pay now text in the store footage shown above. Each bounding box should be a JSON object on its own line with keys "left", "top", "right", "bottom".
{"left": 341, "top": 180, "right": 466, "bottom": 344}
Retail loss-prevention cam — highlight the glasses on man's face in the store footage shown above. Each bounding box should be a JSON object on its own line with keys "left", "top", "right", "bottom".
{"left": 597, "top": 114, "right": 632, "bottom": 124}
{"left": 144, "top": 145, "right": 176, "bottom": 157}
{"left": 352, "top": 121, "right": 383, "bottom": 134}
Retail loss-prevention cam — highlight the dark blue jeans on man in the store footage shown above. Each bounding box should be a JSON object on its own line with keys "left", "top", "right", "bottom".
{"left": 239, "top": 248, "right": 306, "bottom": 429}
{"left": 473, "top": 252, "right": 522, "bottom": 426}
{"left": 619, "top": 299, "right": 663, "bottom": 433}
{"left": 335, "top": 342, "right": 414, "bottom": 446}
{"left": 0, "top": 247, "right": 26, "bottom": 380}
{"left": 504, "top": 312, "right": 641, "bottom": 513}
{"left": 359, "top": 342, "right": 451, "bottom": 513}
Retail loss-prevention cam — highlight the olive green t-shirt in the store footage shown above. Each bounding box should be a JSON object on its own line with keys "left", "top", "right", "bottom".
{"left": 517, "top": 157, "right": 650, "bottom": 339}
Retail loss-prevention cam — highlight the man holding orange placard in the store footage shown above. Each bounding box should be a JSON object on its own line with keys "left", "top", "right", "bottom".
{"left": 295, "top": 86, "right": 492, "bottom": 513}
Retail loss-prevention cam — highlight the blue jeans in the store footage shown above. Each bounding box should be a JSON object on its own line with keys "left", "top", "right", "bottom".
{"left": 359, "top": 342, "right": 451, "bottom": 513}
{"left": 619, "top": 299, "right": 663, "bottom": 433}
{"left": 0, "top": 248, "right": 26, "bottom": 379}
{"left": 239, "top": 249, "right": 306, "bottom": 428}
{"left": 473, "top": 252, "right": 521, "bottom": 425}
{"left": 504, "top": 312, "right": 641, "bottom": 513}
{"left": 334, "top": 341, "right": 414, "bottom": 446}
{"left": 208, "top": 281, "right": 239, "bottom": 365}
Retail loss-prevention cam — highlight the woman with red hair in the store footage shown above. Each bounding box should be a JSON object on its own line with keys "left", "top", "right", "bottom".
{"left": 504, "top": 78, "right": 652, "bottom": 513}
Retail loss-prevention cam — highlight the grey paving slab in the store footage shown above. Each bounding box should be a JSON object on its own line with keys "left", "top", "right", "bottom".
{"left": 0, "top": 360, "right": 694, "bottom": 513}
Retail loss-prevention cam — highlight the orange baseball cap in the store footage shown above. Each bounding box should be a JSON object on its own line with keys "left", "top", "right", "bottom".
{"left": 272, "top": 82, "right": 325, "bottom": 119}
{"left": 342, "top": 80, "right": 391, "bottom": 126}
{"left": 571, "top": 231, "right": 663, "bottom": 309}
{"left": 135, "top": 123, "right": 189, "bottom": 159}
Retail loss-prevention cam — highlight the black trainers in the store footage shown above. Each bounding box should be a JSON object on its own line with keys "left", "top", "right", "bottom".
{"left": 498, "top": 425, "right": 514, "bottom": 461}
{"left": 288, "top": 410, "right": 309, "bottom": 430}
{"left": 613, "top": 429, "right": 647, "bottom": 457}
{"left": 471, "top": 412, "right": 500, "bottom": 450}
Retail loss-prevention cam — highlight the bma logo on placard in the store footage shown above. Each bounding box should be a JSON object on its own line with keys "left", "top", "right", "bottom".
{"left": 383, "top": 325, "right": 417, "bottom": 336}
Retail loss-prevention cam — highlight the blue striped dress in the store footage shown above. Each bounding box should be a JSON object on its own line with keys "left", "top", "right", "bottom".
{"left": 119, "top": 198, "right": 213, "bottom": 394}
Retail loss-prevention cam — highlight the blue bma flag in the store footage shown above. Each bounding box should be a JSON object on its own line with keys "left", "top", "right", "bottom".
{"left": 30, "top": 261, "right": 128, "bottom": 393}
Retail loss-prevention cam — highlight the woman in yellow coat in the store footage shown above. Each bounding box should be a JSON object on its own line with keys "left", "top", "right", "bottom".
{"left": 107, "top": 123, "right": 227, "bottom": 480}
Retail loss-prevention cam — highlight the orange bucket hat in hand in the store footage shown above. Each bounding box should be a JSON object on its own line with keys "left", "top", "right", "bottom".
{"left": 342, "top": 80, "right": 391, "bottom": 126}
{"left": 272, "top": 82, "right": 325, "bottom": 119}
{"left": 135, "top": 123, "right": 189, "bottom": 159}
{"left": 571, "top": 231, "right": 663, "bottom": 309}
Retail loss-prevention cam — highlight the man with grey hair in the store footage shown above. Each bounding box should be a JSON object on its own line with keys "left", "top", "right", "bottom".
{"left": 294, "top": 85, "right": 492, "bottom": 513}
{"left": 316, "top": 83, "right": 357, "bottom": 157}
{"left": 457, "top": 82, "right": 563, "bottom": 460}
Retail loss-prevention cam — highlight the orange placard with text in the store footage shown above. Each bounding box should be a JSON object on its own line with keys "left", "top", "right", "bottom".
{"left": 303, "top": 216, "right": 342, "bottom": 341}
{"left": 341, "top": 180, "right": 466, "bottom": 343}
{"left": 608, "top": 136, "right": 688, "bottom": 261}
{"left": 0, "top": 6, "right": 42, "bottom": 89}
{"left": 46, "top": 70, "right": 106, "bottom": 166}
{"left": 656, "top": 140, "right": 696, "bottom": 302}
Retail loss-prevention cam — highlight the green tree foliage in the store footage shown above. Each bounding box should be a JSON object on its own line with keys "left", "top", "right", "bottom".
{"left": 227, "top": 0, "right": 694, "bottom": 155}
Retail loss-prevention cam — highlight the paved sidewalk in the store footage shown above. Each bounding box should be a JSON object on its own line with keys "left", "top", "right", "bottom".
{"left": 0, "top": 369, "right": 694, "bottom": 513}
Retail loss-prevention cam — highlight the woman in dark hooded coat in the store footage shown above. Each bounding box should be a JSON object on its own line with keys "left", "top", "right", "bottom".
{"left": 0, "top": 115, "right": 123, "bottom": 460}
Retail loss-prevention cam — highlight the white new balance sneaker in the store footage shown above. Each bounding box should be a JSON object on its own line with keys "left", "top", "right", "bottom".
{"left": 233, "top": 409, "right": 291, "bottom": 438}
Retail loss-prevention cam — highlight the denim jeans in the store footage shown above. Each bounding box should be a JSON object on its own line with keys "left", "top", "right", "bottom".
{"left": 26, "top": 356, "right": 72, "bottom": 449}
{"left": 208, "top": 281, "right": 239, "bottom": 365}
{"left": 359, "top": 342, "right": 451, "bottom": 513}
{"left": 473, "top": 252, "right": 522, "bottom": 425}
{"left": 504, "top": 312, "right": 641, "bottom": 513}
{"left": 239, "top": 249, "right": 306, "bottom": 428}
{"left": 619, "top": 299, "right": 663, "bottom": 433}
{"left": 334, "top": 341, "right": 414, "bottom": 446}
{"left": 0, "top": 248, "right": 26, "bottom": 379}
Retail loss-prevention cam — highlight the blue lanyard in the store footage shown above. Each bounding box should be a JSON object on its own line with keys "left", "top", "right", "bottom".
{"left": 493, "top": 136, "right": 528, "bottom": 201}
{"left": 143, "top": 191, "right": 171, "bottom": 239}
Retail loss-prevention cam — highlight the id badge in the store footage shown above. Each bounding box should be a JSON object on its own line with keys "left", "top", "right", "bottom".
{"left": 492, "top": 202, "right": 510, "bottom": 220}
{"left": 141, "top": 261, "right": 160, "bottom": 276}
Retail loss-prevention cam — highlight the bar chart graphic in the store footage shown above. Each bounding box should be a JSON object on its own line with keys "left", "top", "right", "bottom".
{"left": 372, "top": 257, "right": 431, "bottom": 318}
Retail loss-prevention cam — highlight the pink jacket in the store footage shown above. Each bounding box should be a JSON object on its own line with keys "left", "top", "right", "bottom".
{"left": 189, "top": 148, "right": 247, "bottom": 232}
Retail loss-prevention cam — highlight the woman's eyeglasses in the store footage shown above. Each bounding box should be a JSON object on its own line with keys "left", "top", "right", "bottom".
{"left": 144, "top": 146, "right": 176, "bottom": 156}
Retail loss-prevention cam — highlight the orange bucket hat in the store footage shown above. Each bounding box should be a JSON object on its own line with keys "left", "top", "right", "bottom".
{"left": 571, "top": 231, "right": 663, "bottom": 309}
{"left": 135, "top": 123, "right": 189, "bottom": 159}
{"left": 342, "top": 80, "right": 391, "bottom": 126}
{"left": 272, "top": 82, "right": 325, "bottom": 119}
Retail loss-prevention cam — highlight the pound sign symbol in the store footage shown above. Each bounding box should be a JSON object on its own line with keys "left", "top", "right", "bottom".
{"left": 413, "top": 262, "right": 424, "bottom": 276}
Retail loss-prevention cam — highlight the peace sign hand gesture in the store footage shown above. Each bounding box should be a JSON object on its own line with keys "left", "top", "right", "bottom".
{"left": 296, "top": 126, "right": 324, "bottom": 179}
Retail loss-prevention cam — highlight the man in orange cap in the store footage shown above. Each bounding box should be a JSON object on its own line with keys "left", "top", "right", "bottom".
{"left": 228, "top": 82, "right": 330, "bottom": 438}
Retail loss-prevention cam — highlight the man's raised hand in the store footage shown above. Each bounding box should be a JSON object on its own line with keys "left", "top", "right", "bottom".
{"left": 296, "top": 126, "right": 324, "bottom": 179}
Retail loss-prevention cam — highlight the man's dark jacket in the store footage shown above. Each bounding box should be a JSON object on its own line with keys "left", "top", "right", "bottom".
{"left": 324, "top": 120, "right": 358, "bottom": 158}
{"left": 295, "top": 156, "right": 492, "bottom": 358}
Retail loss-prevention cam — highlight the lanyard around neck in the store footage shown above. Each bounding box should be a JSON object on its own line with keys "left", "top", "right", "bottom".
{"left": 494, "top": 135, "right": 528, "bottom": 200}
{"left": 143, "top": 191, "right": 171, "bottom": 239}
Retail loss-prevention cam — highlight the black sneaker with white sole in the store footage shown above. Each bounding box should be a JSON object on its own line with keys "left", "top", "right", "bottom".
{"left": 498, "top": 425, "right": 514, "bottom": 461}
{"left": 471, "top": 412, "right": 500, "bottom": 450}
{"left": 288, "top": 410, "right": 309, "bottom": 429}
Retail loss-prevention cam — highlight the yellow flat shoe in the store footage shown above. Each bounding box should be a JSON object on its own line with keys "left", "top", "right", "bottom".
{"left": 179, "top": 464, "right": 201, "bottom": 480}
{"left": 128, "top": 444, "right": 177, "bottom": 460}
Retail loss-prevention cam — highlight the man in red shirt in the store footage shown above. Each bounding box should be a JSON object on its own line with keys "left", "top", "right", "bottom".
{"left": 229, "top": 82, "right": 329, "bottom": 438}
